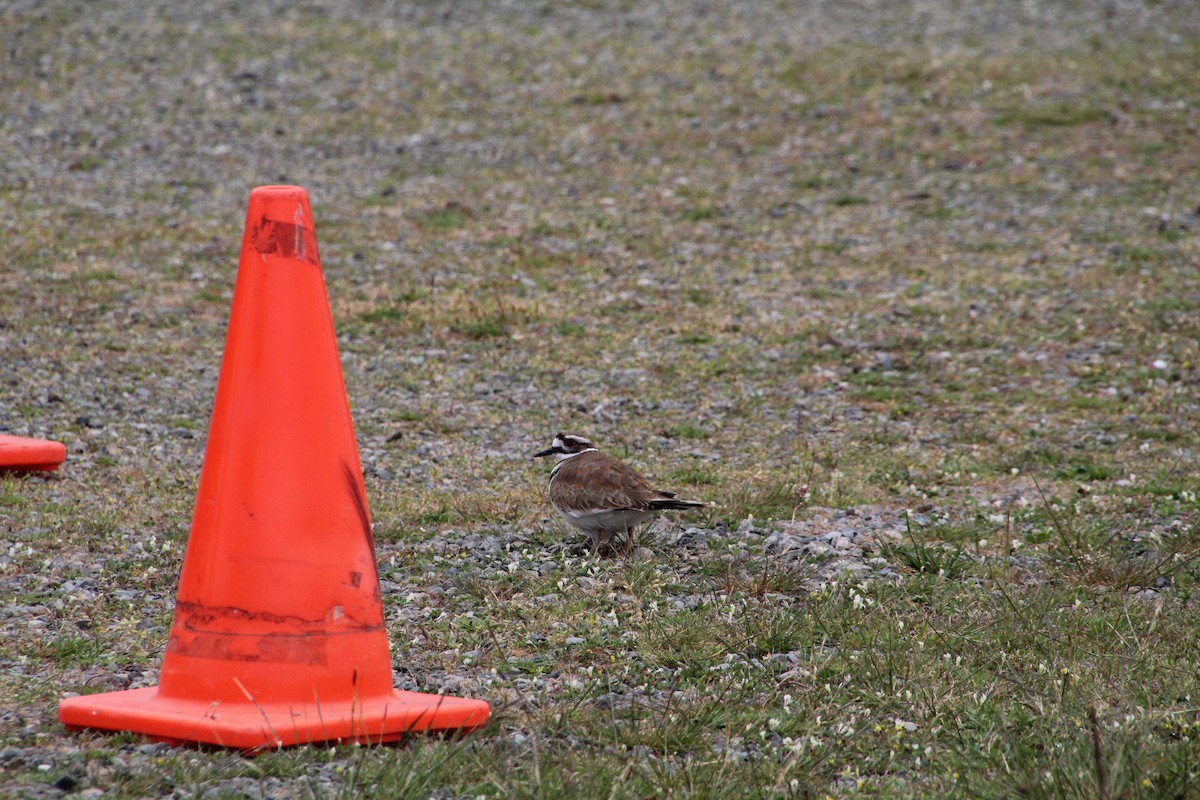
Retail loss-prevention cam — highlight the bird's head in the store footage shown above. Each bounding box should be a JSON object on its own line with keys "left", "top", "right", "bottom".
{"left": 534, "top": 432, "right": 596, "bottom": 461}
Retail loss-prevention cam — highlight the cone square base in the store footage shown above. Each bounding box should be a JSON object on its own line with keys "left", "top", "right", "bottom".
{"left": 60, "top": 686, "right": 490, "bottom": 753}
{"left": 0, "top": 433, "right": 66, "bottom": 472}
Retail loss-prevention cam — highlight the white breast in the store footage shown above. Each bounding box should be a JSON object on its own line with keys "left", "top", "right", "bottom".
{"left": 559, "top": 507, "right": 657, "bottom": 535}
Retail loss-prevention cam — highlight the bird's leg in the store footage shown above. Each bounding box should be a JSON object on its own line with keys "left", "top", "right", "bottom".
{"left": 623, "top": 526, "right": 635, "bottom": 558}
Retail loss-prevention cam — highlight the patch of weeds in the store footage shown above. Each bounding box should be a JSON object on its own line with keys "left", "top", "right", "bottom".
{"left": 1156, "top": 225, "right": 1189, "bottom": 243}
{"left": 845, "top": 370, "right": 908, "bottom": 406}
{"left": 1141, "top": 467, "right": 1198, "bottom": 501}
{"left": 46, "top": 632, "right": 106, "bottom": 667}
{"left": 449, "top": 569, "right": 496, "bottom": 603}
{"left": 508, "top": 655, "right": 557, "bottom": 676}
{"left": 619, "top": 560, "right": 671, "bottom": 598}
{"left": 442, "top": 297, "right": 541, "bottom": 340}
{"left": 640, "top": 608, "right": 726, "bottom": 675}
{"left": 588, "top": 213, "right": 617, "bottom": 231}
{"left": 862, "top": 452, "right": 914, "bottom": 490}
{"left": 997, "top": 102, "right": 1110, "bottom": 128}
{"left": 1067, "top": 394, "right": 1121, "bottom": 412}
{"left": 1015, "top": 444, "right": 1067, "bottom": 469}
{"left": 660, "top": 423, "right": 708, "bottom": 440}
{"left": 1025, "top": 483, "right": 1194, "bottom": 589}
{"left": 1123, "top": 176, "right": 1172, "bottom": 203}
{"left": 279, "top": 738, "right": 487, "bottom": 799}
{"left": 556, "top": 321, "right": 586, "bottom": 336}
{"left": 915, "top": 204, "right": 957, "bottom": 220}
{"left": 664, "top": 462, "right": 721, "bottom": 486}
{"left": 794, "top": 174, "right": 833, "bottom": 191}
{"left": 417, "top": 202, "right": 471, "bottom": 231}
{"left": 812, "top": 240, "right": 850, "bottom": 255}
{"left": 452, "top": 316, "right": 508, "bottom": 338}
{"left": 395, "top": 287, "right": 431, "bottom": 304}
{"left": 962, "top": 240, "right": 1005, "bottom": 253}
{"left": 195, "top": 285, "right": 227, "bottom": 303}
{"left": 717, "top": 478, "right": 809, "bottom": 525}
{"left": 596, "top": 689, "right": 739, "bottom": 758}
{"left": 1024, "top": 527, "right": 1054, "bottom": 545}
{"left": 410, "top": 498, "right": 455, "bottom": 528}
{"left": 998, "top": 709, "right": 1180, "bottom": 800}
{"left": 526, "top": 220, "right": 559, "bottom": 237}
{"left": 919, "top": 520, "right": 991, "bottom": 545}
{"left": 360, "top": 305, "right": 405, "bottom": 323}
{"left": 855, "top": 385, "right": 904, "bottom": 403}
{"left": 1112, "top": 244, "right": 1170, "bottom": 273}
{"left": 1012, "top": 446, "right": 1118, "bottom": 482}
{"left": 831, "top": 194, "right": 869, "bottom": 207}
{"left": 569, "top": 90, "right": 626, "bottom": 106}
{"left": 1, "top": 482, "right": 31, "bottom": 507}
{"left": 879, "top": 519, "right": 974, "bottom": 578}
{"left": 1055, "top": 458, "right": 1119, "bottom": 482}
{"left": 450, "top": 488, "right": 532, "bottom": 527}
{"left": 706, "top": 555, "right": 815, "bottom": 598}
{"left": 738, "top": 604, "right": 813, "bottom": 656}
{"left": 80, "top": 268, "right": 119, "bottom": 282}
{"left": 79, "top": 510, "right": 121, "bottom": 539}
{"left": 68, "top": 155, "right": 106, "bottom": 172}
{"left": 880, "top": 537, "right": 972, "bottom": 577}
{"left": 1142, "top": 294, "right": 1200, "bottom": 334}
{"left": 683, "top": 205, "right": 718, "bottom": 221}
{"left": 676, "top": 331, "right": 714, "bottom": 345}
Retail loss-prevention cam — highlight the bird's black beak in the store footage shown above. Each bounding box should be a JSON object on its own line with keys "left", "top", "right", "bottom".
{"left": 533, "top": 446, "right": 559, "bottom": 458}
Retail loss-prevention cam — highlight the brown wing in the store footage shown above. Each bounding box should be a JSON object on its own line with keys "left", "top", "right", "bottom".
{"left": 549, "top": 451, "right": 668, "bottom": 513}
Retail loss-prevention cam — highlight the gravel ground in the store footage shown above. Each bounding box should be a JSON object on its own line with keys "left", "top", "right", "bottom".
{"left": 3, "top": 1, "right": 1199, "bottom": 797}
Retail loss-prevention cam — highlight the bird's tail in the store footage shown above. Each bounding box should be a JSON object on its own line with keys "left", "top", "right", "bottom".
{"left": 647, "top": 498, "right": 707, "bottom": 511}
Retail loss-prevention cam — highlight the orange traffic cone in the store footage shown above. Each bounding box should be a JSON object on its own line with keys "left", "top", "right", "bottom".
{"left": 0, "top": 433, "right": 66, "bottom": 471}
{"left": 59, "top": 186, "right": 489, "bottom": 751}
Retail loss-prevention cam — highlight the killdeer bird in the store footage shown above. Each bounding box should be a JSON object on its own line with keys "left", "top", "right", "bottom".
{"left": 534, "top": 432, "right": 707, "bottom": 555}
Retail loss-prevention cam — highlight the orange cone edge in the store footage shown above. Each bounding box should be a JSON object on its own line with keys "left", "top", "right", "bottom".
{"left": 58, "top": 186, "right": 490, "bottom": 752}
{"left": 0, "top": 434, "right": 66, "bottom": 472}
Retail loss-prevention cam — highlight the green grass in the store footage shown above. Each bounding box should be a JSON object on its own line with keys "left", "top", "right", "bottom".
{"left": 417, "top": 203, "right": 472, "bottom": 231}
{"left": 46, "top": 633, "right": 108, "bottom": 667}
{"left": 716, "top": 478, "right": 810, "bottom": 524}
{"left": 452, "top": 316, "right": 509, "bottom": 338}
{"left": 661, "top": 422, "right": 709, "bottom": 440}
{"left": 996, "top": 103, "right": 1112, "bottom": 129}
{"left": 666, "top": 462, "right": 721, "bottom": 486}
